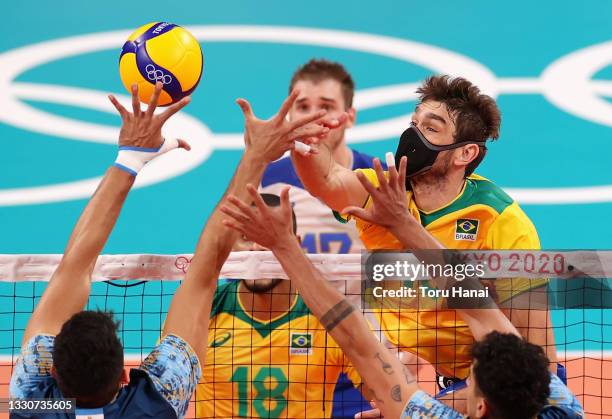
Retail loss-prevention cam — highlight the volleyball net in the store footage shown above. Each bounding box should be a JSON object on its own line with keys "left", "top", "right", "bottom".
{"left": 1, "top": 251, "right": 611, "bottom": 418}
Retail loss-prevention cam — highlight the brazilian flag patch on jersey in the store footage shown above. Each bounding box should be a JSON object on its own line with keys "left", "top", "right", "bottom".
{"left": 455, "top": 218, "right": 479, "bottom": 241}
{"left": 290, "top": 333, "right": 313, "bottom": 355}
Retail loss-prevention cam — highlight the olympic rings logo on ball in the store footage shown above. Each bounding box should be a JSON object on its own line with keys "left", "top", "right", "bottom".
{"left": 145, "top": 64, "right": 172, "bottom": 85}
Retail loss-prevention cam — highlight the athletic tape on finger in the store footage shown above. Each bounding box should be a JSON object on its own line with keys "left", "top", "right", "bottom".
{"left": 294, "top": 141, "right": 311, "bottom": 155}
{"left": 385, "top": 152, "right": 395, "bottom": 168}
{"left": 114, "top": 138, "right": 180, "bottom": 176}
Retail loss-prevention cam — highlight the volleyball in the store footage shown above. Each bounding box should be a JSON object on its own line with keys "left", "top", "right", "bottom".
{"left": 119, "top": 22, "right": 203, "bottom": 106}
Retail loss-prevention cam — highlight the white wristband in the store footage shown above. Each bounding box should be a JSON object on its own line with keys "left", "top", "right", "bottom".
{"left": 114, "top": 138, "right": 180, "bottom": 176}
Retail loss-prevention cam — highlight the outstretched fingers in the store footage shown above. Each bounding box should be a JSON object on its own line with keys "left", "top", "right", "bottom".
{"left": 340, "top": 205, "right": 372, "bottom": 222}
{"left": 288, "top": 109, "right": 327, "bottom": 132}
{"left": 159, "top": 96, "right": 191, "bottom": 123}
{"left": 247, "top": 184, "right": 269, "bottom": 217}
{"left": 356, "top": 170, "right": 380, "bottom": 198}
{"left": 290, "top": 123, "right": 330, "bottom": 141}
{"left": 176, "top": 138, "right": 191, "bottom": 151}
{"left": 275, "top": 89, "right": 300, "bottom": 122}
{"left": 226, "top": 194, "right": 257, "bottom": 221}
{"left": 236, "top": 98, "right": 255, "bottom": 121}
{"left": 146, "top": 82, "right": 163, "bottom": 117}
{"left": 131, "top": 84, "right": 141, "bottom": 117}
{"left": 279, "top": 185, "right": 291, "bottom": 209}
{"left": 108, "top": 94, "right": 128, "bottom": 120}
{"left": 222, "top": 219, "right": 247, "bottom": 236}
{"left": 398, "top": 156, "right": 407, "bottom": 191}
{"left": 373, "top": 158, "right": 390, "bottom": 193}
{"left": 220, "top": 203, "right": 252, "bottom": 224}
{"left": 319, "top": 112, "right": 349, "bottom": 129}
{"left": 279, "top": 185, "right": 293, "bottom": 219}
{"left": 379, "top": 157, "right": 397, "bottom": 189}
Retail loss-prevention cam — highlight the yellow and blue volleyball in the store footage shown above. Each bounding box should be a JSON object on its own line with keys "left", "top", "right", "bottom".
{"left": 119, "top": 22, "right": 203, "bottom": 106}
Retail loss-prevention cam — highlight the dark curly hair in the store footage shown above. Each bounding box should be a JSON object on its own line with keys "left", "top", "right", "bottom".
{"left": 416, "top": 75, "right": 501, "bottom": 176}
{"left": 53, "top": 310, "right": 124, "bottom": 407}
{"left": 472, "top": 332, "right": 550, "bottom": 419}
{"left": 289, "top": 59, "right": 355, "bottom": 108}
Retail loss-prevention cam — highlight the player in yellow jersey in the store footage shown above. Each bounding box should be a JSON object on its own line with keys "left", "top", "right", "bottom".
{"left": 195, "top": 194, "right": 364, "bottom": 418}
{"left": 220, "top": 183, "right": 583, "bottom": 419}
{"left": 292, "top": 75, "right": 559, "bottom": 404}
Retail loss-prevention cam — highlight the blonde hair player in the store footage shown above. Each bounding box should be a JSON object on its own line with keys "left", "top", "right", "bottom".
{"left": 195, "top": 89, "right": 364, "bottom": 419}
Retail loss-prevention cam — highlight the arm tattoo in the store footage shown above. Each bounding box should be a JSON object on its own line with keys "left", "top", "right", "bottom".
{"left": 403, "top": 366, "right": 416, "bottom": 385}
{"left": 375, "top": 352, "right": 394, "bottom": 375}
{"left": 391, "top": 385, "right": 402, "bottom": 402}
{"left": 320, "top": 299, "right": 355, "bottom": 332}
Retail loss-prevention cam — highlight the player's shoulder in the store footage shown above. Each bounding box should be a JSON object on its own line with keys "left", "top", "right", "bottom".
{"left": 466, "top": 174, "right": 516, "bottom": 215}
{"left": 211, "top": 280, "right": 240, "bottom": 318}
{"left": 107, "top": 368, "right": 179, "bottom": 418}
{"left": 262, "top": 156, "right": 304, "bottom": 188}
{"left": 293, "top": 294, "right": 312, "bottom": 317}
{"left": 538, "top": 374, "right": 585, "bottom": 418}
{"left": 351, "top": 148, "right": 379, "bottom": 170}
{"left": 351, "top": 148, "right": 386, "bottom": 184}
{"left": 468, "top": 175, "right": 540, "bottom": 246}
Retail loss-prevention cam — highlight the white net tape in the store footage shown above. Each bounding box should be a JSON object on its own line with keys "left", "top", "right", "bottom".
{"left": 1, "top": 250, "right": 611, "bottom": 282}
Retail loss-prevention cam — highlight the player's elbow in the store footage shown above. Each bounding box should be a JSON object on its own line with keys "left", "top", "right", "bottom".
{"left": 300, "top": 172, "right": 333, "bottom": 198}
{"left": 306, "top": 177, "right": 349, "bottom": 212}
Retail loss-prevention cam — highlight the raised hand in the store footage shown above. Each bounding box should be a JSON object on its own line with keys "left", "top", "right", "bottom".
{"left": 236, "top": 90, "right": 343, "bottom": 162}
{"left": 302, "top": 112, "right": 349, "bottom": 150}
{"left": 221, "top": 184, "right": 294, "bottom": 250}
{"left": 341, "top": 156, "right": 412, "bottom": 231}
{"left": 108, "top": 82, "right": 191, "bottom": 175}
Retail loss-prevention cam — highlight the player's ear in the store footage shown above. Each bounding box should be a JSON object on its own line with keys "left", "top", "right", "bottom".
{"left": 346, "top": 107, "right": 356, "bottom": 128}
{"left": 455, "top": 144, "right": 479, "bottom": 168}
{"left": 51, "top": 365, "right": 58, "bottom": 380}
{"left": 476, "top": 396, "right": 488, "bottom": 418}
{"left": 120, "top": 368, "right": 128, "bottom": 385}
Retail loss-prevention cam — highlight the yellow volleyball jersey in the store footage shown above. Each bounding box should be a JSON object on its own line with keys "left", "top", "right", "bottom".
{"left": 195, "top": 281, "right": 361, "bottom": 418}
{"left": 337, "top": 170, "right": 544, "bottom": 379}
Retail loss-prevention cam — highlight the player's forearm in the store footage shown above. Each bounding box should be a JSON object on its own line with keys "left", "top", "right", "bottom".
{"left": 60, "top": 166, "right": 134, "bottom": 274}
{"left": 272, "top": 240, "right": 418, "bottom": 416}
{"left": 389, "top": 215, "right": 445, "bottom": 250}
{"left": 23, "top": 167, "right": 134, "bottom": 344}
{"left": 387, "top": 220, "right": 521, "bottom": 340}
{"left": 187, "top": 150, "right": 267, "bottom": 280}
{"left": 164, "top": 151, "right": 268, "bottom": 362}
{"left": 271, "top": 241, "right": 391, "bottom": 356}
{"left": 290, "top": 146, "right": 346, "bottom": 209}
{"left": 457, "top": 307, "right": 520, "bottom": 341}
{"left": 272, "top": 239, "right": 356, "bottom": 340}
{"left": 291, "top": 145, "right": 333, "bottom": 193}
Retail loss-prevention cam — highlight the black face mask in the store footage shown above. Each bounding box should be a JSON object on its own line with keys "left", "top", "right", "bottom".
{"left": 395, "top": 124, "right": 486, "bottom": 185}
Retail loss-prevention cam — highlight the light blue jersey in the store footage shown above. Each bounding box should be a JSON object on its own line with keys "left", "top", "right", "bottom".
{"left": 401, "top": 374, "right": 583, "bottom": 418}
{"left": 10, "top": 334, "right": 201, "bottom": 419}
